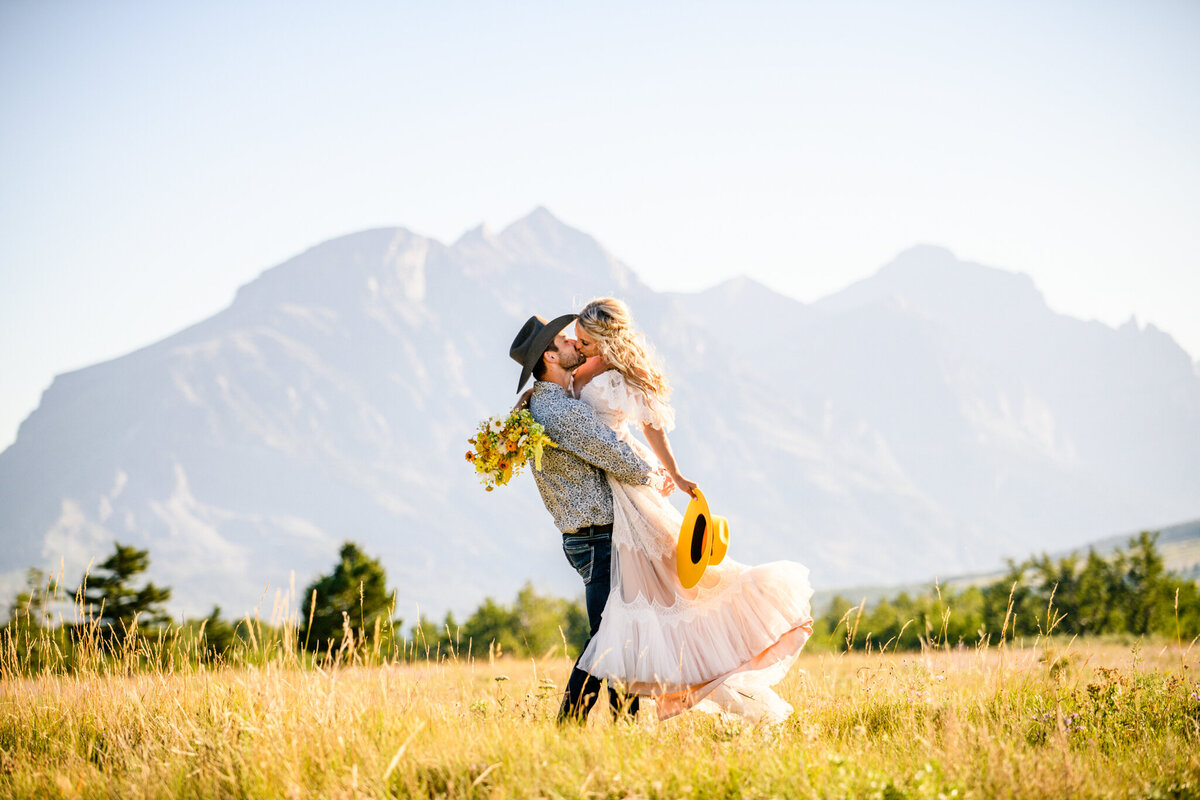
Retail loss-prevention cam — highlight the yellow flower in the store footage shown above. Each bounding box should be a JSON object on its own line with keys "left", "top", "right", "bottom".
{"left": 466, "top": 409, "right": 557, "bottom": 491}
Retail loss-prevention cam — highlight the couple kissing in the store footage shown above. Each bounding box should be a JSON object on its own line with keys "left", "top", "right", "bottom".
{"left": 508, "top": 298, "right": 814, "bottom": 724}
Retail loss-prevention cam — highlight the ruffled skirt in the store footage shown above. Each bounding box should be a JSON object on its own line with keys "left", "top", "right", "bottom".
{"left": 576, "top": 438, "right": 814, "bottom": 722}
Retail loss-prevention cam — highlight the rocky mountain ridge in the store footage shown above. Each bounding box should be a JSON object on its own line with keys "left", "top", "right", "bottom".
{"left": 2, "top": 210, "right": 1197, "bottom": 620}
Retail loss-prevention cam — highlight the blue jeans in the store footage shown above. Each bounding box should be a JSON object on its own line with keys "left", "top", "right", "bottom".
{"left": 559, "top": 529, "right": 639, "bottom": 722}
{"left": 561, "top": 529, "right": 613, "bottom": 637}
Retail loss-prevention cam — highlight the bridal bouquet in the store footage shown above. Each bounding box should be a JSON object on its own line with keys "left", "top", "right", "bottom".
{"left": 466, "top": 409, "right": 557, "bottom": 491}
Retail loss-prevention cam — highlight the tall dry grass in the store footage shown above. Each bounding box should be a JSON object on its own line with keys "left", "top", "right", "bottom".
{"left": 2, "top": 587, "right": 1199, "bottom": 798}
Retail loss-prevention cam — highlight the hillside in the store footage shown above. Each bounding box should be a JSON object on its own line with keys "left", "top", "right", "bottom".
{"left": 812, "top": 518, "right": 1200, "bottom": 611}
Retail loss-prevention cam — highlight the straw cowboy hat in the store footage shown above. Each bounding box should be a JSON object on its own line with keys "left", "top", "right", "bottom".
{"left": 676, "top": 488, "right": 730, "bottom": 589}
{"left": 509, "top": 313, "right": 578, "bottom": 392}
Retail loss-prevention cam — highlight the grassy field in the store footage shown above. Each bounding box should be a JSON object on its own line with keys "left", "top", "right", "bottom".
{"left": 2, "top": 636, "right": 1199, "bottom": 799}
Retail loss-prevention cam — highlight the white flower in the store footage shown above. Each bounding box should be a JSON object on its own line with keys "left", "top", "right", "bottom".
{"left": 489, "top": 418, "right": 504, "bottom": 433}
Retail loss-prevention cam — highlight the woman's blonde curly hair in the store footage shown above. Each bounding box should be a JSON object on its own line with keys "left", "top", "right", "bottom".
{"left": 576, "top": 297, "right": 670, "bottom": 403}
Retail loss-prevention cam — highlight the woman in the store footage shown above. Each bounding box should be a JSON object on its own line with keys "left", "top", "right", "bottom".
{"left": 570, "top": 297, "right": 814, "bottom": 722}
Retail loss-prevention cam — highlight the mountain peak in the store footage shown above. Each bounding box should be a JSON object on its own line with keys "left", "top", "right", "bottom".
{"left": 499, "top": 206, "right": 573, "bottom": 238}
{"left": 677, "top": 274, "right": 807, "bottom": 334}
{"left": 454, "top": 222, "right": 494, "bottom": 246}
{"left": 232, "top": 226, "right": 432, "bottom": 310}
{"left": 893, "top": 244, "right": 960, "bottom": 264}
{"left": 526, "top": 204, "right": 557, "bottom": 221}
{"left": 703, "top": 274, "right": 793, "bottom": 303}
{"left": 491, "top": 206, "right": 641, "bottom": 290}
{"left": 817, "top": 245, "right": 1046, "bottom": 319}
{"left": 880, "top": 245, "right": 1022, "bottom": 284}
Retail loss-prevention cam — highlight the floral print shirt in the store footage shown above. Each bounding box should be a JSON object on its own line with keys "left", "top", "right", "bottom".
{"left": 528, "top": 381, "right": 652, "bottom": 533}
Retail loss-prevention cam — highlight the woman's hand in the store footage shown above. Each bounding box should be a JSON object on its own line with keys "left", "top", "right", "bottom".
{"left": 670, "top": 472, "right": 699, "bottom": 499}
{"left": 650, "top": 467, "right": 675, "bottom": 498}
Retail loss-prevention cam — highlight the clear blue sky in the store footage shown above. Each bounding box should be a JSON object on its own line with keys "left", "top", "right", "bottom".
{"left": 2, "top": 1, "right": 1198, "bottom": 450}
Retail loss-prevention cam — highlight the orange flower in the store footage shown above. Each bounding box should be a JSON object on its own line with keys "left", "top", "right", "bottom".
{"left": 468, "top": 410, "right": 555, "bottom": 491}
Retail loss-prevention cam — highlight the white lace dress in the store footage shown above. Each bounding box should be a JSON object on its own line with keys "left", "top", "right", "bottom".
{"left": 574, "top": 370, "right": 815, "bottom": 722}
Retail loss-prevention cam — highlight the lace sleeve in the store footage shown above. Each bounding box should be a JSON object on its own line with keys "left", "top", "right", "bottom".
{"left": 594, "top": 371, "right": 676, "bottom": 432}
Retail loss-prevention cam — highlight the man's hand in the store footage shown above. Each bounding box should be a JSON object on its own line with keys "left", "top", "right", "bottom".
{"left": 512, "top": 386, "right": 534, "bottom": 412}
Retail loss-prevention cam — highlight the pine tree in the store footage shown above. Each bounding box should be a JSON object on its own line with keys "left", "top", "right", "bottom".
{"left": 301, "top": 542, "right": 394, "bottom": 653}
{"left": 1076, "top": 549, "right": 1113, "bottom": 633}
{"left": 461, "top": 598, "right": 521, "bottom": 657}
{"left": 513, "top": 582, "right": 578, "bottom": 657}
{"left": 1125, "top": 531, "right": 1169, "bottom": 635}
{"left": 76, "top": 542, "right": 171, "bottom": 633}
{"left": 1030, "top": 553, "right": 1079, "bottom": 635}
{"left": 6, "top": 568, "right": 52, "bottom": 629}
{"left": 197, "top": 606, "right": 239, "bottom": 661}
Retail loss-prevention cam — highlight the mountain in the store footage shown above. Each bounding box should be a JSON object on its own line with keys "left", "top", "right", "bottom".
{"left": 2, "top": 212, "right": 1198, "bottom": 621}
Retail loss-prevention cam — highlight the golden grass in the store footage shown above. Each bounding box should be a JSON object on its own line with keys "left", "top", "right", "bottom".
{"left": 2, "top": 638, "right": 1199, "bottom": 799}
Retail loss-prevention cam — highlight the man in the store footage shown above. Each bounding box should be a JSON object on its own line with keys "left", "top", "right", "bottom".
{"left": 509, "top": 313, "right": 672, "bottom": 723}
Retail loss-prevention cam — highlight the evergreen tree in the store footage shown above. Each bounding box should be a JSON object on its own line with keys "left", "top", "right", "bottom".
{"left": 301, "top": 542, "right": 395, "bottom": 653}
{"left": 458, "top": 584, "right": 586, "bottom": 658}
{"left": 6, "top": 568, "right": 52, "bottom": 629}
{"left": 1030, "top": 553, "right": 1079, "bottom": 635}
{"left": 563, "top": 598, "right": 589, "bottom": 656}
{"left": 811, "top": 594, "right": 857, "bottom": 648}
{"left": 1172, "top": 581, "right": 1200, "bottom": 640}
{"left": 3, "top": 567, "right": 64, "bottom": 674}
{"left": 513, "top": 582, "right": 576, "bottom": 656}
{"left": 197, "top": 606, "right": 240, "bottom": 661}
{"left": 813, "top": 530, "right": 1200, "bottom": 651}
{"left": 408, "top": 614, "right": 446, "bottom": 656}
{"left": 1107, "top": 548, "right": 1133, "bottom": 632}
{"left": 1076, "top": 550, "right": 1114, "bottom": 633}
{"left": 981, "top": 560, "right": 1033, "bottom": 639}
{"left": 76, "top": 542, "right": 171, "bottom": 633}
{"left": 948, "top": 585, "right": 987, "bottom": 645}
{"left": 1125, "top": 531, "right": 1169, "bottom": 635}
{"left": 461, "top": 598, "right": 521, "bottom": 657}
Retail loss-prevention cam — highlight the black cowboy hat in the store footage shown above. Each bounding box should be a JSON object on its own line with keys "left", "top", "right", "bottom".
{"left": 509, "top": 313, "right": 578, "bottom": 392}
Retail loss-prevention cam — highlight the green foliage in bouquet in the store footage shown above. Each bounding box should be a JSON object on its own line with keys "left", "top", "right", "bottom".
{"left": 466, "top": 409, "right": 557, "bottom": 490}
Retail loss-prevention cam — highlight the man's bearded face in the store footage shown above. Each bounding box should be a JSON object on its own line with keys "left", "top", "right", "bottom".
{"left": 552, "top": 335, "right": 586, "bottom": 371}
